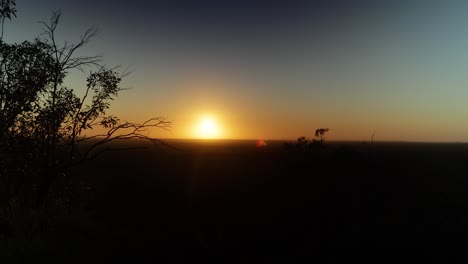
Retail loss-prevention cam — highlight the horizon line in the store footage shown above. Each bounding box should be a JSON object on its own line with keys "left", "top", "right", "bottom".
{"left": 156, "top": 138, "right": 468, "bottom": 144}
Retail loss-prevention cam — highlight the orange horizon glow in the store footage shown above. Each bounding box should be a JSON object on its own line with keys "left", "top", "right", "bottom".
{"left": 101, "top": 70, "right": 468, "bottom": 143}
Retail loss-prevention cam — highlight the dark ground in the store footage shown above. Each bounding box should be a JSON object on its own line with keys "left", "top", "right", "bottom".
{"left": 4, "top": 139, "right": 468, "bottom": 262}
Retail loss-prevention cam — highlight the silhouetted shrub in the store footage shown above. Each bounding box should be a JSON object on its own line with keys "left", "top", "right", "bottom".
{"left": 0, "top": 9, "right": 171, "bottom": 245}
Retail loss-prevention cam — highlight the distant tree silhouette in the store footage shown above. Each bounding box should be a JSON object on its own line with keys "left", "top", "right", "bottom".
{"left": 314, "top": 128, "right": 330, "bottom": 143}
{"left": 0, "top": 10, "right": 171, "bottom": 209}
{"left": 284, "top": 129, "right": 331, "bottom": 153}
{"left": 296, "top": 136, "right": 308, "bottom": 151}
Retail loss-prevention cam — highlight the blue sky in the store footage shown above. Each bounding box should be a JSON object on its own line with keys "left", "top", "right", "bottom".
{"left": 6, "top": 1, "right": 468, "bottom": 141}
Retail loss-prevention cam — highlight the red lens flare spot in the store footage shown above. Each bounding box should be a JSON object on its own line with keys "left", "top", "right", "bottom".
{"left": 257, "top": 139, "right": 267, "bottom": 147}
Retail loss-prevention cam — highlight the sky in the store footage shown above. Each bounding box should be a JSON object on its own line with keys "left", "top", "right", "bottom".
{"left": 5, "top": 0, "right": 468, "bottom": 141}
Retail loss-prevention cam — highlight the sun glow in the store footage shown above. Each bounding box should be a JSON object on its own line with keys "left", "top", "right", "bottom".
{"left": 196, "top": 116, "right": 221, "bottom": 139}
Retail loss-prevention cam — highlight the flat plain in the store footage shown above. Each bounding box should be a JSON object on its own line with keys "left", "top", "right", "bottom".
{"left": 8, "top": 139, "right": 468, "bottom": 261}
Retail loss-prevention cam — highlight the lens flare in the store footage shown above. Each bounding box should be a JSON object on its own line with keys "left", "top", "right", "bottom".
{"left": 257, "top": 139, "right": 267, "bottom": 147}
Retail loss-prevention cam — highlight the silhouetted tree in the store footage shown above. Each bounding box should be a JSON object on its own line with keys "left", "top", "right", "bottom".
{"left": 296, "top": 136, "right": 308, "bottom": 151}
{"left": 284, "top": 128, "right": 332, "bottom": 153}
{"left": 0, "top": 10, "right": 171, "bottom": 209}
{"left": 314, "top": 128, "right": 330, "bottom": 142}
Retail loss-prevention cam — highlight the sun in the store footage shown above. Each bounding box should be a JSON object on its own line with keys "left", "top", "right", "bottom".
{"left": 196, "top": 116, "right": 220, "bottom": 139}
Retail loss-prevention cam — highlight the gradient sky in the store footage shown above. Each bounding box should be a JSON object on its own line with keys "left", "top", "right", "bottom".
{"left": 6, "top": 0, "right": 468, "bottom": 141}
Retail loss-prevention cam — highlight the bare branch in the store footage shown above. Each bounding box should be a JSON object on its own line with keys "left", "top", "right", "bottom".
{"left": 40, "top": 10, "right": 101, "bottom": 71}
{"left": 69, "top": 117, "right": 172, "bottom": 167}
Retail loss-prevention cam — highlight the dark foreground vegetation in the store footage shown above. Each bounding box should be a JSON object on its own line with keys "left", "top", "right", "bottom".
{"left": 2, "top": 139, "right": 468, "bottom": 262}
